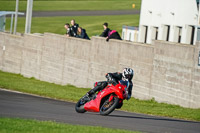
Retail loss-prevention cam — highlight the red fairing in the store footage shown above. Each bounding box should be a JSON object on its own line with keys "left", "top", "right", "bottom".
{"left": 84, "top": 97, "right": 101, "bottom": 112}
{"left": 84, "top": 83, "right": 126, "bottom": 112}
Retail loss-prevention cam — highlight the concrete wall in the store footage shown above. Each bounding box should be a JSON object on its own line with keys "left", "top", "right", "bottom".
{"left": 0, "top": 32, "right": 199, "bottom": 108}
{"left": 152, "top": 41, "right": 200, "bottom": 108}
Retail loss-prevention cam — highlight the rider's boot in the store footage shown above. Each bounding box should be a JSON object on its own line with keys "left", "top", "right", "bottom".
{"left": 87, "top": 86, "right": 101, "bottom": 96}
{"left": 87, "top": 81, "right": 108, "bottom": 96}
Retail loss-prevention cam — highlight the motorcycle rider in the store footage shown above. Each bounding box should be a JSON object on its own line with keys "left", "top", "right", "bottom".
{"left": 87, "top": 68, "right": 134, "bottom": 102}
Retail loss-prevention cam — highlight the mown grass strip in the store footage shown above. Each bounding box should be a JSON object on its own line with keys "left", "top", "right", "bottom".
{"left": 0, "top": 70, "right": 89, "bottom": 102}
{"left": 0, "top": 70, "right": 200, "bottom": 121}
{"left": 0, "top": 0, "right": 141, "bottom": 11}
{"left": 0, "top": 117, "right": 139, "bottom": 133}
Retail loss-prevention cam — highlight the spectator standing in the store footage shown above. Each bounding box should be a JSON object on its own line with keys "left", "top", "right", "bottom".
{"left": 106, "top": 30, "right": 122, "bottom": 41}
{"left": 71, "top": 19, "right": 79, "bottom": 37}
{"left": 76, "top": 27, "right": 90, "bottom": 40}
{"left": 64, "top": 23, "right": 73, "bottom": 37}
{"left": 100, "top": 22, "right": 110, "bottom": 37}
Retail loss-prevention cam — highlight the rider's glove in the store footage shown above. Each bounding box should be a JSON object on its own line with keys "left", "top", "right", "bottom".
{"left": 123, "top": 90, "right": 131, "bottom": 100}
{"left": 123, "top": 90, "right": 128, "bottom": 99}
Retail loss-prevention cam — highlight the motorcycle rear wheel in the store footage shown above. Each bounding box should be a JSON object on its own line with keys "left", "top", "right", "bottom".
{"left": 100, "top": 96, "right": 119, "bottom": 116}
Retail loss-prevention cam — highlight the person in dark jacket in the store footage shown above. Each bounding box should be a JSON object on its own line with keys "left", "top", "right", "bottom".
{"left": 64, "top": 23, "right": 73, "bottom": 37}
{"left": 71, "top": 19, "right": 79, "bottom": 37}
{"left": 86, "top": 68, "right": 134, "bottom": 109}
{"left": 76, "top": 27, "right": 90, "bottom": 40}
{"left": 100, "top": 22, "right": 110, "bottom": 37}
{"left": 106, "top": 30, "right": 122, "bottom": 41}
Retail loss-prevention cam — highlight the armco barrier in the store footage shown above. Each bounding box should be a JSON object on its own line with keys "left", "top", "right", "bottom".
{"left": 0, "top": 32, "right": 199, "bottom": 108}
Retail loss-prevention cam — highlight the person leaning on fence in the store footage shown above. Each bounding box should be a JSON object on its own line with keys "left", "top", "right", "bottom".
{"left": 106, "top": 30, "right": 122, "bottom": 41}
{"left": 76, "top": 27, "right": 90, "bottom": 40}
{"left": 100, "top": 22, "right": 110, "bottom": 37}
{"left": 70, "top": 19, "right": 79, "bottom": 37}
{"left": 64, "top": 23, "right": 73, "bottom": 37}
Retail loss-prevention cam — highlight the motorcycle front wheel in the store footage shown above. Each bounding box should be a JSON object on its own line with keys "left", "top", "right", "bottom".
{"left": 75, "top": 94, "right": 90, "bottom": 113}
{"left": 100, "top": 96, "right": 119, "bottom": 116}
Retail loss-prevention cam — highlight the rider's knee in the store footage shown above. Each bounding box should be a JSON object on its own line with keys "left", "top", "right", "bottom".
{"left": 97, "top": 81, "right": 108, "bottom": 88}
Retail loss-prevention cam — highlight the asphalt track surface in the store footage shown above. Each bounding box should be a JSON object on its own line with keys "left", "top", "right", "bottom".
{"left": 0, "top": 89, "right": 200, "bottom": 133}
{"left": 20, "top": 10, "right": 140, "bottom": 17}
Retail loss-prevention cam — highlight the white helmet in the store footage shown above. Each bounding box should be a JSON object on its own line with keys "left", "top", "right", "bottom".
{"left": 122, "top": 68, "right": 134, "bottom": 81}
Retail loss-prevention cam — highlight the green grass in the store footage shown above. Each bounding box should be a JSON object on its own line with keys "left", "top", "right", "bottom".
{"left": 0, "top": 0, "right": 141, "bottom": 11}
{"left": 0, "top": 71, "right": 90, "bottom": 102}
{"left": 122, "top": 98, "right": 200, "bottom": 122}
{"left": 0, "top": 70, "right": 200, "bottom": 121}
{"left": 5, "top": 15, "right": 140, "bottom": 37}
{"left": 2, "top": 0, "right": 140, "bottom": 37}
{"left": 0, "top": 117, "right": 138, "bottom": 133}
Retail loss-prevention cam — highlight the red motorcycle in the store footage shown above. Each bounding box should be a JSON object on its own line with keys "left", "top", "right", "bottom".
{"left": 75, "top": 80, "right": 128, "bottom": 115}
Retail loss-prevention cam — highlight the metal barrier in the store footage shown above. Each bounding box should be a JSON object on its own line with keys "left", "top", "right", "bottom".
{"left": 0, "top": 11, "right": 24, "bottom": 33}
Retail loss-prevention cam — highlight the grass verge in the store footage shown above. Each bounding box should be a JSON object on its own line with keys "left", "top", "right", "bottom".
{"left": 0, "top": 70, "right": 200, "bottom": 121}
{"left": 0, "top": 0, "right": 141, "bottom": 11}
{"left": 0, "top": 117, "right": 139, "bottom": 133}
{"left": 0, "top": 70, "right": 89, "bottom": 102}
{"left": 5, "top": 15, "right": 140, "bottom": 37}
